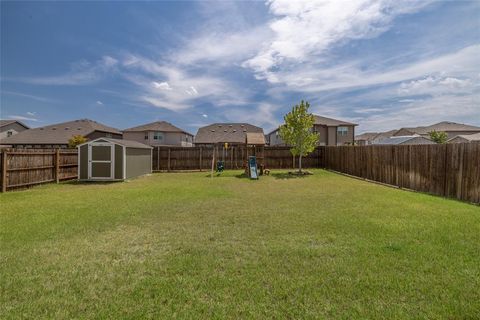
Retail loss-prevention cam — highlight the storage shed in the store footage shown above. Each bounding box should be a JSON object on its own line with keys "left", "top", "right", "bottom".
{"left": 78, "top": 138, "right": 152, "bottom": 181}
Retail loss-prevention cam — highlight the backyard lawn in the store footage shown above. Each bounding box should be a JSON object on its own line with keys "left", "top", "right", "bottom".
{"left": 1, "top": 170, "right": 479, "bottom": 319}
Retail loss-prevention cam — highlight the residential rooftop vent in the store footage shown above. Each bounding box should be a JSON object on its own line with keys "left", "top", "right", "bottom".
{"left": 52, "top": 127, "right": 57, "bottom": 130}
{"left": 65, "top": 127, "right": 69, "bottom": 130}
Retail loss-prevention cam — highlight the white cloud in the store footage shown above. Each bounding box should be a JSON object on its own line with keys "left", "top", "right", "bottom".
{"left": 26, "top": 111, "right": 36, "bottom": 116}
{"left": 8, "top": 115, "right": 39, "bottom": 122}
{"left": 152, "top": 81, "right": 172, "bottom": 90}
{"left": 120, "top": 54, "right": 251, "bottom": 111}
{"left": 264, "top": 45, "right": 480, "bottom": 92}
{"left": 398, "top": 76, "right": 475, "bottom": 96}
{"left": 357, "top": 94, "right": 480, "bottom": 132}
{"left": 2, "top": 91, "right": 55, "bottom": 103}
{"left": 15, "top": 55, "right": 118, "bottom": 85}
{"left": 355, "top": 107, "right": 383, "bottom": 114}
{"left": 202, "top": 114, "right": 208, "bottom": 118}
{"left": 173, "top": 27, "right": 271, "bottom": 65}
{"left": 244, "top": 0, "right": 433, "bottom": 77}
{"left": 96, "top": 100, "right": 104, "bottom": 105}
{"left": 224, "top": 103, "right": 280, "bottom": 129}
{"left": 185, "top": 86, "right": 198, "bottom": 96}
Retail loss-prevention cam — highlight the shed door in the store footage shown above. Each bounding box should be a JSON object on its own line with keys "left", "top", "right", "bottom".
{"left": 88, "top": 143, "right": 114, "bottom": 179}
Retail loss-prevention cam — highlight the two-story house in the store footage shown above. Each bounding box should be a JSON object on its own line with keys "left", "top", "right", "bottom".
{"left": 267, "top": 115, "right": 357, "bottom": 146}
{"left": 123, "top": 121, "right": 193, "bottom": 147}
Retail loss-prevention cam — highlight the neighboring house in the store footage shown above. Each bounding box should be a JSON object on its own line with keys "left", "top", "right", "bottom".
{"left": 355, "top": 129, "right": 398, "bottom": 145}
{"left": 447, "top": 133, "right": 480, "bottom": 144}
{"left": 355, "top": 132, "right": 379, "bottom": 146}
{"left": 268, "top": 115, "right": 357, "bottom": 146}
{"left": 393, "top": 121, "right": 480, "bottom": 140}
{"left": 195, "top": 123, "right": 265, "bottom": 146}
{"left": 0, "top": 119, "right": 122, "bottom": 148}
{"left": 0, "top": 120, "right": 29, "bottom": 140}
{"left": 374, "top": 135, "right": 435, "bottom": 145}
{"left": 123, "top": 121, "right": 193, "bottom": 147}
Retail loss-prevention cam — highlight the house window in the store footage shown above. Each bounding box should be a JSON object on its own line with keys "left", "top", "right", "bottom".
{"left": 144, "top": 133, "right": 149, "bottom": 140}
{"left": 337, "top": 126, "right": 348, "bottom": 136}
{"left": 106, "top": 133, "right": 112, "bottom": 138}
{"left": 7, "top": 130, "right": 13, "bottom": 137}
{"left": 153, "top": 132, "right": 163, "bottom": 140}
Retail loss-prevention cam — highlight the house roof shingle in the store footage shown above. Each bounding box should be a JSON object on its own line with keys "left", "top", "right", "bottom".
{"left": 0, "top": 119, "right": 121, "bottom": 145}
{"left": 0, "top": 119, "right": 29, "bottom": 129}
{"left": 448, "top": 132, "right": 480, "bottom": 142}
{"left": 397, "top": 121, "right": 480, "bottom": 135}
{"left": 374, "top": 135, "right": 434, "bottom": 145}
{"left": 355, "top": 132, "right": 379, "bottom": 140}
{"left": 123, "top": 121, "right": 192, "bottom": 135}
{"left": 195, "top": 123, "right": 264, "bottom": 144}
{"left": 313, "top": 115, "right": 357, "bottom": 126}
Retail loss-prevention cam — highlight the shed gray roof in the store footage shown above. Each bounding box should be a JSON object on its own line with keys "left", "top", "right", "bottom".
{"left": 0, "top": 119, "right": 122, "bottom": 145}
{"left": 0, "top": 119, "right": 29, "bottom": 129}
{"left": 123, "top": 121, "right": 192, "bottom": 135}
{"left": 195, "top": 123, "right": 264, "bottom": 144}
{"left": 88, "top": 138, "right": 152, "bottom": 149}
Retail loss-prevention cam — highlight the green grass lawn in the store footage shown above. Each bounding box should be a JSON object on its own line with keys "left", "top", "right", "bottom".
{"left": 1, "top": 170, "right": 479, "bottom": 319}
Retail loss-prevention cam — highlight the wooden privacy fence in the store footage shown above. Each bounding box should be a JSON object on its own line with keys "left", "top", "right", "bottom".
{"left": 0, "top": 144, "right": 478, "bottom": 204}
{"left": 0, "top": 149, "right": 78, "bottom": 192}
{"left": 323, "top": 143, "right": 480, "bottom": 204}
{"left": 152, "top": 144, "right": 479, "bottom": 204}
{"left": 152, "top": 146, "right": 322, "bottom": 171}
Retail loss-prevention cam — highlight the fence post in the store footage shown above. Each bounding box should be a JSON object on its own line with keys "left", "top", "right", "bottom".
{"left": 167, "top": 148, "right": 171, "bottom": 172}
{"left": 157, "top": 147, "right": 160, "bottom": 171}
{"left": 55, "top": 149, "right": 60, "bottom": 183}
{"left": 199, "top": 147, "right": 203, "bottom": 171}
{"left": 1, "top": 151, "right": 7, "bottom": 192}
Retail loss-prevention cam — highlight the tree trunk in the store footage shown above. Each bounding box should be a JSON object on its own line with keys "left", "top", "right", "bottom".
{"left": 299, "top": 154, "right": 303, "bottom": 173}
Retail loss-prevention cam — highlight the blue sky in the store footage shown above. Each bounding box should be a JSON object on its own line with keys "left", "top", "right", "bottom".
{"left": 1, "top": 1, "right": 479, "bottom": 134}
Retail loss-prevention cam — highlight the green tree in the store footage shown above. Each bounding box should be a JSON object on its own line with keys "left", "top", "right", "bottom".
{"left": 68, "top": 135, "right": 88, "bottom": 148}
{"left": 279, "top": 100, "right": 319, "bottom": 173}
{"left": 428, "top": 130, "right": 448, "bottom": 144}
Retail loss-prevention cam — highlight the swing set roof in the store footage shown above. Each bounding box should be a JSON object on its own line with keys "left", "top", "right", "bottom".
{"left": 245, "top": 132, "right": 266, "bottom": 145}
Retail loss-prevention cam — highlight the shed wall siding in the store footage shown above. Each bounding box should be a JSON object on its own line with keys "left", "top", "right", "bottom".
{"left": 79, "top": 144, "right": 89, "bottom": 179}
{"left": 114, "top": 145, "right": 124, "bottom": 179}
{"left": 125, "top": 148, "right": 151, "bottom": 179}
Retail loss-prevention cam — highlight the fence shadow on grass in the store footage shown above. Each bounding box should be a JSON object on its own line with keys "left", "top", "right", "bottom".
{"left": 68, "top": 180, "right": 122, "bottom": 186}
{"left": 271, "top": 171, "right": 313, "bottom": 180}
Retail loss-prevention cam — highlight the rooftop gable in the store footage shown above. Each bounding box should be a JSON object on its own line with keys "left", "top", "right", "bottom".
{"left": 123, "top": 121, "right": 192, "bottom": 135}
{"left": 0, "top": 119, "right": 121, "bottom": 145}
